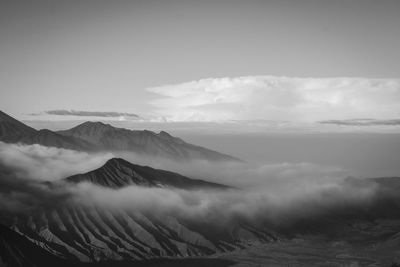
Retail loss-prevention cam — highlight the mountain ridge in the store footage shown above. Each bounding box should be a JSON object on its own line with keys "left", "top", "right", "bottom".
{"left": 57, "top": 121, "right": 239, "bottom": 162}
{"left": 66, "top": 157, "right": 229, "bottom": 190}
{"left": 0, "top": 110, "right": 239, "bottom": 162}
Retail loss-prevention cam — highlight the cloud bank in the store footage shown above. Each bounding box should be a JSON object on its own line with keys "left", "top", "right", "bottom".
{"left": 0, "top": 142, "right": 398, "bottom": 232}
{"left": 34, "top": 110, "right": 140, "bottom": 119}
{"left": 147, "top": 76, "right": 400, "bottom": 122}
{"left": 0, "top": 142, "right": 112, "bottom": 181}
{"left": 319, "top": 118, "right": 400, "bottom": 126}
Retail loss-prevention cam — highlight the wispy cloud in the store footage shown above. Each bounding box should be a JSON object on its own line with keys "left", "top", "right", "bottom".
{"left": 146, "top": 76, "right": 400, "bottom": 122}
{"left": 319, "top": 119, "right": 400, "bottom": 126}
{"left": 32, "top": 109, "right": 140, "bottom": 119}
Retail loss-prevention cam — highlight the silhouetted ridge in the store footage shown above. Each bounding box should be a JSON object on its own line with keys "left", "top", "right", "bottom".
{"left": 66, "top": 157, "right": 229, "bottom": 190}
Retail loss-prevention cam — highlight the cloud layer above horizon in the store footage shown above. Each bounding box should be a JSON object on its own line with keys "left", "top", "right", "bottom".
{"left": 147, "top": 76, "right": 400, "bottom": 122}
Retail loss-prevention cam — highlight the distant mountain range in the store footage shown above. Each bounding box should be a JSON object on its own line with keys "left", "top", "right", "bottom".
{"left": 0, "top": 110, "right": 239, "bottom": 161}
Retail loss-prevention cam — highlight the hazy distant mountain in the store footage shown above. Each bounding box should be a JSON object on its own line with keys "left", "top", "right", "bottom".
{"left": 67, "top": 158, "right": 229, "bottom": 189}
{"left": 18, "top": 129, "right": 95, "bottom": 151}
{"left": 0, "top": 111, "right": 239, "bottom": 162}
{"left": 57, "top": 121, "right": 239, "bottom": 161}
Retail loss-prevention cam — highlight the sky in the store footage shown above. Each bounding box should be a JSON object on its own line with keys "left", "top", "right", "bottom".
{"left": 0, "top": 0, "right": 400, "bottom": 123}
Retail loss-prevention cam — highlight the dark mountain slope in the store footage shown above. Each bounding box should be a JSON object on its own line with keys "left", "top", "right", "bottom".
{"left": 0, "top": 224, "right": 235, "bottom": 267}
{"left": 0, "top": 223, "right": 71, "bottom": 267}
{"left": 66, "top": 158, "right": 228, "bottom": 189}
{"left": 0, "top": 111, "right": 36, "bottom": 140}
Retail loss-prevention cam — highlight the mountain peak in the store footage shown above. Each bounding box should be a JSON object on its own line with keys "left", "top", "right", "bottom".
{"left": 67, "top": 157, "right": 229, "bottom": 190}
{"left": 103, "top": 157, "right": 130, "bottom": 168}
{"left": 78, "top": 121, "right": 113, "bottom": 129}
{"left": 62, "top": 121, "right": 116, "bottom": 137}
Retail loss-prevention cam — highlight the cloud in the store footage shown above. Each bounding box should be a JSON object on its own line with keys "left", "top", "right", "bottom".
{"left": 116, "top": 151, "right": 347, "bottom": 189}
{"left": 0, "top": 141, "right": 113, "bottom": 181}
{"left": 146, "top": 76, "right": 400, "bottom": 122}
{"left": 32, "top": 109, "right": 140, "bottom": 120}
{"left": 319, "top": 118, "right": 400, "bottom": 126}
{"left": 0, "top": 142, "right": 398, "bottom": 230}
{"left": 71, "top": 178, "right": 379, "bottom": 227}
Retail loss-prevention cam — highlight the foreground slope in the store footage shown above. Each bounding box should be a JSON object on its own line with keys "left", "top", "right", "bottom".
{"left": 3, "top": 158, "right": 400, "bottom": 265}
{"left": 0, "top": 224, "right": 235, "bottom": 267}
{"left": 0, "top": 224, "right": 71, "bottom": 267}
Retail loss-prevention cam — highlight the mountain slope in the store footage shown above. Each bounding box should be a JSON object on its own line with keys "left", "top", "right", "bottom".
{"left": 2, "top": 158, "right": 274, "bottom": 262}
{"left": 66, "top": 158, "right": 228, "bottom": 189}
{"left": 57, "top": 121, "right": 239, "bottom": 162}
{"left": 0, "top": 224, "right": 235, "bottom": 267}
{"left": 0, "top": 223, "right": 71, "bottom": 267}
{"left": 0, "top": 111, "right": 36, "bottom": 140}
{"left": 0, "top": 111, "right": 95, "bottom": 151}
{"left": 0, "top": 111, "right": 239, "bottom": 162}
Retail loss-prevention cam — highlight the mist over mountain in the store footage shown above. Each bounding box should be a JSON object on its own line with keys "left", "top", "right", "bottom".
{"left": 1, "top": 139, "right": 400, "bottom": 265}
{"left": 0, "top": 155, "right": 275, "bottom": 262}
{"left": 1, "top": 0, "right": 400, "bottom": 265}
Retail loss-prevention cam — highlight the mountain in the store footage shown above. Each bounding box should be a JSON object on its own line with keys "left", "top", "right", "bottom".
{"left": 0, "top": 223, "right": 71, "bottom": 267}
{"left": 17, "top": 129, "right": 95, "bottom": 151}
{"left": 0, "top": 111, "right": 94, "bottom": 151}
{"left": 66, "top": 158, "right": 229, "bottom": 189}
{"left": 2, "top": 158, "right": 274, "bottom": 262}
{"left": 0, "top": 224, "right": 235, "bottom": 267}
{"left": 0, "top": 111, "right": 36, "bottom": 140}
{"left": 57, "top": 121, "right": 239, "bottom": 161}
{"left": 0, "top": 111, "right": 239, "bottom": 162}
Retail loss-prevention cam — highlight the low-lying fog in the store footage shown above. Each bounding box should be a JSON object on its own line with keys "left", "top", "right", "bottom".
{"left": 1, "top": 141, "right": 396, "bottom": 231}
